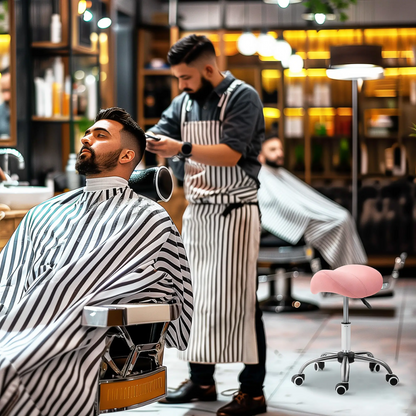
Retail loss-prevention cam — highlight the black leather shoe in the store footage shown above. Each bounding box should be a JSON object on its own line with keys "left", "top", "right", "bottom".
{"left": 159, "top": 379, "right": 217, "bottom": 404}
{"left": 216, "top": 391, "right": 267, "bottom": 416}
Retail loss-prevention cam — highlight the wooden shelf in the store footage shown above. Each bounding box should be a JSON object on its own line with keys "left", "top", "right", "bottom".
{"left": 142, "top": 69, "right": 171, "bottom": 76}
{"left": 32, "top": 116, "right": 83, "bottom": 122}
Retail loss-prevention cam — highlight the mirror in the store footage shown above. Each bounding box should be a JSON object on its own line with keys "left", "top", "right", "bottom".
{"left": 0, "top": 0, "right": 15, "bottom": 147}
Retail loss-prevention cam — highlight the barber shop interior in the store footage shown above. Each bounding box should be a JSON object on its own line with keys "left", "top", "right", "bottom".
{"left": 1, "top": 0, "right": 416, "bottom": 415}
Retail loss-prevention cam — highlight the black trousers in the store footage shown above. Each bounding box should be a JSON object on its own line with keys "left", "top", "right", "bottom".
{"left": 189, "top": 295, "right": 267, "bottom": 397}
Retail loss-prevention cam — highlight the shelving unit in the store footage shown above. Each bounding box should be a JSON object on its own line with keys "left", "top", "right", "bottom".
{"left": 29, "top": 0, "right": 100, "bottom": 177}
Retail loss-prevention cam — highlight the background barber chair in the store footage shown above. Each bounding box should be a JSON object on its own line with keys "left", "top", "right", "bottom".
{"left": 83, "top": 166, "right": 177, "bottom": 414}
{"left": 258, "top": 230, "right": 321, "bottom": 313}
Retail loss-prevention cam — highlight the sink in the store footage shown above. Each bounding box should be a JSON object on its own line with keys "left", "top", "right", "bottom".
{"left": 0, "top": 185, "right": 54, "bottom": 210}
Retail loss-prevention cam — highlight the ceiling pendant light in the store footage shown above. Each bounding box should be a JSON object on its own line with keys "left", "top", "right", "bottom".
{"left": 277, "top": 0, "right": 290, "bottom": 8}
{"left": 257, "top": 33, "right": 276, "bottom": 57}
{"left": 237, "top": 2, "right": 257, "bottom": 56}
{"left": 237, "top": 31, "right": 258, "bottom": 56}
{"left": 289, "top": 52, "right": 304, "bottom": 73}
{"left": 273, "top": 35, "right": 292, "bottom": 62}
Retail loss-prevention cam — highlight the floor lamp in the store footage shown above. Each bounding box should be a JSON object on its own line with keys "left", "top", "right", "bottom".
{"left": 326, "top": 45, "right": 384, "bottom": 221}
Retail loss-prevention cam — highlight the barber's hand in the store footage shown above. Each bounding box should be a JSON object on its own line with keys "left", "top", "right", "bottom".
{"left": 146, "top": 134, "right": 182, "bottom": 158}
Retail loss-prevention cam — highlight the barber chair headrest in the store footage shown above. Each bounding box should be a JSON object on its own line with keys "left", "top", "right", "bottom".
{"left": 128, "top": 166, "right": 173, "bottom": 202}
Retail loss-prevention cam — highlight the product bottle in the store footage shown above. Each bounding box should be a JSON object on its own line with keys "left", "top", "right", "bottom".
{"left": 53, "top": 57, "right": 64, "bottom": 116}
{"left": 44, "top": 68, "right": 54, "bottom": 118}
{"left": 34, "top": 77, "right": 45, "bottom": 117}
{"left": 62, "top": 75, "right": 71, "bottom": 116}
{"left": 50, "top": 14, "right": 62, "bottom": 43}
{"left": 66, "top": 153, "right": 80, "bottom": 190}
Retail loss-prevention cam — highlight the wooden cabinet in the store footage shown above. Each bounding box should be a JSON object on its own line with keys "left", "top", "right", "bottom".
{"left": 0, "top": 210, "right": 26, "bottom": 251}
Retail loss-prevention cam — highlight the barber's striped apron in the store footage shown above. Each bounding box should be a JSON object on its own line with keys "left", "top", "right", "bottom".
{"left": 178, "top": 80, "right": 261, "bottom": 364}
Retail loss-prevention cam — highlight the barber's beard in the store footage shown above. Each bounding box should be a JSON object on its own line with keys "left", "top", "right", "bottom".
{"left": 185, "top": 76, "right": 214, "bottom": 103}
{"left": 264, "top": 158, "right": 284, "bottom": 169}
{"left": 75, "top": 146, "right": 122, "bottom": 176}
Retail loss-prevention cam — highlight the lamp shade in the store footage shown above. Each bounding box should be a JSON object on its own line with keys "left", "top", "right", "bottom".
{"left": 326, "top": 45, "right": 384, "bottom": 80}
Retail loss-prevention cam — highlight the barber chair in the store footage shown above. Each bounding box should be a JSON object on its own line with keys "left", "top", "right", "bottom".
{"left": 82, "top": 303, "right": 181, "bottom": 414}
{"left": 82, "top": 166, "right": 178, "bottom": 414}
{"left": 258, "top": 231, "right": 321, "bottom": 313}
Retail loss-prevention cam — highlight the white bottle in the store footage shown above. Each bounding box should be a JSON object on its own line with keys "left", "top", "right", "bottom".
{"left": 44, "top": 68, "right": 54, "bottom": 118}
{"left": 50, "top": 14, "right": 62, "bottom": 44}
{"left": 66, "top": 153, "right": 80, "bottom": 190}
{"left": 34, "top": 77, "right": 45, "bottom": 116}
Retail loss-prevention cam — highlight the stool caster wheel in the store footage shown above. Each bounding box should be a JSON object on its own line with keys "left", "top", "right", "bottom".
{"left": 314, "top": 362, "right": 325, "bottom": 371}
{"left": 335, "top": 382, "right": 349, "bottom": 395}
{"left": 292, "top": 374, "right": 305, "bottom": 386}
{"left": 369, "top": 362, "right": 380, "bottom": 372}
{"left": 386, "top": 374, "right": 399, "bottom": 386}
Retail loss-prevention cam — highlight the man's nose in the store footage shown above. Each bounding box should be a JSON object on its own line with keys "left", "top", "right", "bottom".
{"left": 81, "top": 135, "right": 92, "bottom": 145}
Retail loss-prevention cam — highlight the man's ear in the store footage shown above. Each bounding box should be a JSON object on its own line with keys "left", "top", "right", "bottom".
{"left": 258, "top": 152, "right": 265, "bottom": 164}
{"left": 119, "top": 149, "right": 135, "bottom": 164}
{"left": 203, "top": 64, "right": 215, "bottom": 79}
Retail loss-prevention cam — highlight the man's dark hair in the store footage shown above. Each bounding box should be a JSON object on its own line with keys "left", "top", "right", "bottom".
{"left": 95, "top": 107, "right": 146, "bottom": 162}
{"left": 168, "top": 34, "right": 216, "bottom": 66}
{"left": 262, "top": 135, "right": 281, "bottom": 145}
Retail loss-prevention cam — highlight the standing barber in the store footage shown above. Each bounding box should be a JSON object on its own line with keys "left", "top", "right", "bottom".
{"left": 147, "top": 34, "right": 267, "bottom": 416}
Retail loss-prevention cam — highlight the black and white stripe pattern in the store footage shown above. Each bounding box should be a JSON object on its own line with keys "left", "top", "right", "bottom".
{"left": 258, "top": 166, "right": 367, "bottom": 268}
{"left": 179, "top": 203, "right": 259, "bottom": 363}
{"left": 178, "top": 80, "right": 261, "bottom": 364}
{"left": 0, "top": 187, "right": 192, "bottom": 415}
{"left": 181, "top": 82, "right": 257, "bottom": 205}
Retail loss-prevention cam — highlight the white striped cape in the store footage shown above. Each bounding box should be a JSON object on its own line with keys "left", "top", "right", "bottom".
{"left": 258, "top": 166, "right": 367, "bottom": 268}
{"left": 0, "top": 186, "right": 193, "bottom": 415}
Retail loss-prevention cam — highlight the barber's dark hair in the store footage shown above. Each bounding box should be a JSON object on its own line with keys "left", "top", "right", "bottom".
{"left": 262, "top": 135, "right": 281, "bottom": 145}
{"left": 95, "top": 107, "right": 146, "bottom": 161}
{"left": 168, "top": 34, "right": 216, "bottom": 66}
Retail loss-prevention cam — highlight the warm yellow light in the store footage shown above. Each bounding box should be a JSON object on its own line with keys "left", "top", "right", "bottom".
{"left": 373, "top": 90, "right": 397, "bottom": 97}
{"left": 284, "top": 69, "right": 306, "bottom": 78}
{"left": 384, "top": 67, "right": 416, "bottom": 76}
{"left": 307, "top": 51, "right": 330, "bottom": 60}
{"left": 262, "top": 70, "right": 281, "bottom": 79}
{"left": 223, "top": 34, "right": 242, "bottom": 42}
{"left": 99, "top": 33, "right": 108, "bottom": 43}
{"left": 100, "top": 71, "right": 107, "bottom": 82}
{"left": 399, "top": 67, "right": 416, "bottom": 76}
{"left": 78, "top": 0, "right": 87, "bottom": 15}
{"left": 384, "top": 68, "right": 400, "bottom": 77}
{"left": 263, "top": 107, "right": 280, "bottom": 118}
{"left": 0, "top": 34, "right": 10, "bottom": 55}
{"left": 308, "top": 108, "right": 336, "bottom": 116}
{"left": 284, "top": 108, "right": 304, "bottom": 117}
{"left": 306, "top": 68, "right": 327, "bottom": 77}
{"left": 337, "top": 108, "right": 352, "bottom": 116}
{"left": 259, "top": 55, "right": 278, "bottom": 61}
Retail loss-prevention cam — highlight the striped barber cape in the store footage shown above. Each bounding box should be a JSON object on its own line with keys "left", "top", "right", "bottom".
{"left": 258, "top": 166, "right": 367, "bottom": 268}
{"left": 0, "top": 186, "right": 192, "bottom": 415}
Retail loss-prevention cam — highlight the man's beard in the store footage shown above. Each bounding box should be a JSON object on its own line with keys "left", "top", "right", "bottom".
{"left": 185, "top": 76, "right": 214, "bottom": 103}
{"left": 75, "top": 146, "right": 122, "bottom": 176}
{"left": 264, "top": 158, "right": 283, "bottom": 169}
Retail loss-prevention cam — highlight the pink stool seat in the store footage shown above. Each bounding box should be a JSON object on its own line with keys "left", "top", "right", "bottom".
{"left": 310, "top": 264, "right": 383, "bottom": 298}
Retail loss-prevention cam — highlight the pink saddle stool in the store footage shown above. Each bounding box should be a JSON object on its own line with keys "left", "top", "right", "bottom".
{"left": 292, "top": 264, "right": 399, "bottom": 395}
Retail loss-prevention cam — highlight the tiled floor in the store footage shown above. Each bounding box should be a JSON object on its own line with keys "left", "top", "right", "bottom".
{"left": 121, "top": 274, "right": 416, "bottom": 416}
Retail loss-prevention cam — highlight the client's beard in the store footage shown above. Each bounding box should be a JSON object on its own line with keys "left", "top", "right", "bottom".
{"left": 76, "top": 146, "right": 122, "bottom": 176}
{"left": 185, "top": 77, "right": 214, "bottom": 103}
{"left": 264, "top": 158, "right": 283, "bottom": 169}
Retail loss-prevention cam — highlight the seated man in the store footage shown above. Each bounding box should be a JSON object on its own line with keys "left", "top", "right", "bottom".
{"left": 0, "top": 107, "right": 193, "bottom": 415}
{"left": 258, "top": 136, "right": 367, "bottom": 269}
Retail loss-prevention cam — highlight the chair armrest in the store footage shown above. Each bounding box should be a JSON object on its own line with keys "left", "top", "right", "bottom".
{"left": 82, "top": 303, "right": 182, "bottom": 328}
